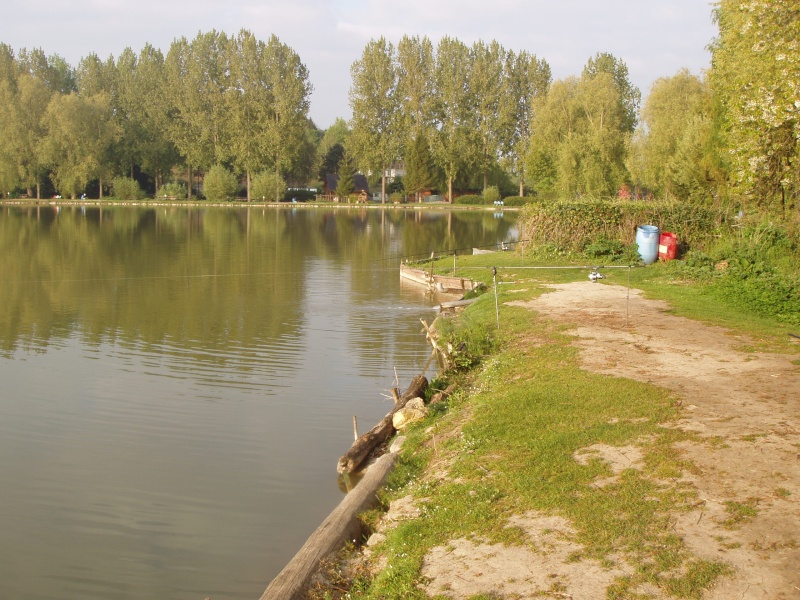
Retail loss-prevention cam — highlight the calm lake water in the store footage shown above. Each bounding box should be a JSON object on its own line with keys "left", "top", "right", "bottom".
{"left": 0, "top": 204, "right": 517, "bottom": 600}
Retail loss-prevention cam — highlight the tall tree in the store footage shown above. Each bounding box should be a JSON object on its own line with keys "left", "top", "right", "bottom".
{"left": 396, "top": 35, "right": 435, "bottom": 142}
{"left": 711, "top": 0, "right": 800, "bottom": 214}
{"left": 431, "top": 36, "right": 472, "bottom": 202}
{"left": 500, "top": 49, "right": 551, "bottom": 196}
{"left": 582, "top": 52, "right": 640, "bottom": 134}
{"left": 164, "top": 31, "right": 230, "bottom": 197}
{"left": 349, "top": 37, "right": 399, "bottom": 204}
{"left": 470, "top": 40, "right": 506, "bottom": 190}
{"left": 262, "top": 34, "right": 312, "bottom": 201}
{"left": 227, "top": 30, "right": 272, "bottom": 201}
{"left": 41, "top": 92, "right": 120, "bottom": 198}
{"left": 14, "top": 73, "right": 52, "bottom": 198}
{"left": 630, "top": 69, "right": 712, "bottom": 198}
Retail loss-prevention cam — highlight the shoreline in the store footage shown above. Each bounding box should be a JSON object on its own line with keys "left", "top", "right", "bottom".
{"left": 0, "top": 199, "right": 520, "bottom": 211}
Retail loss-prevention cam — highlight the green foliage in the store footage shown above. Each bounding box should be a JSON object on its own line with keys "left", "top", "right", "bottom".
{"left": 155, "top": 181, "right": 187, "bottom": 200}
{"left": 499, "top": 196, "right": 531, "bottom": 207}
{"left": 111, "top": 176, "right": 144, "bottom": 200}
{"left": 202, "top": 164, "right": 239, "bottom": 200}
{"left": 453, "top": 194, "right": 486, "bottom": 205}
{"left": 711, "top": 0, "right": 800, "bottom": 213}
{"left": 335, "top": 150, "right": 356, "bottom": 198}
{"left": 481, "top": 185, "right": 501, "bottom": 204}
{"left": 520, "top": 198, "right": 722, "bottom": 253}
{"left": 434, "top": 314, "right": 497, "bottom": 371}
{"left": 403, "top": 132, "right": 437, "bottom": 197}
{"left": 665, "top": 220, "right": 800, "bottom": 325}
{"left": 250, "top": 170, "right": 287, "bottom": 202}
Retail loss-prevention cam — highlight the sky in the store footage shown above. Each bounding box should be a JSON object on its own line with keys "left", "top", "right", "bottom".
{"left": 1, "top": 0, "right": 718, "bottom": 129}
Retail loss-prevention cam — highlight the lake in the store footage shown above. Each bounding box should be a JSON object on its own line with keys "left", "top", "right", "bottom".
{"left": 0, "top": 204, "right": 517, "bottom": 600}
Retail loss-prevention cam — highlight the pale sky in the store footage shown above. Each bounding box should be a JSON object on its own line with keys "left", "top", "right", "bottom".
{"left": 1, "top": 0, "right": 717, "bottom": 129}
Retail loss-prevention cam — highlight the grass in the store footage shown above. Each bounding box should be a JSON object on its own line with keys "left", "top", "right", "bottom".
{"left": 309, "top": 249, "right": 795, "bottom": 600}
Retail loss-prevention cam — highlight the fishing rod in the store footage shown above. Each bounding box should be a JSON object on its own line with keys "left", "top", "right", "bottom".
{"left": 374, "top": 240, "right": 528, "bottom": 264}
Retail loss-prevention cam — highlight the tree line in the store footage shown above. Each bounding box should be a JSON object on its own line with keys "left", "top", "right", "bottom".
{"left": 1, "top": 0, "right": 798, "bottom": 216}
{"left": 0, "top": 30, "right": 313, "bottom": 201}
{"left": 343, "top": 2, "right": 798, "bottom": 215}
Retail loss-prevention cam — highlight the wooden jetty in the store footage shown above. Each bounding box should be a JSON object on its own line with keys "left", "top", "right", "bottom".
{"left": 399, "top": 263, "right": 477, "bottom": 294}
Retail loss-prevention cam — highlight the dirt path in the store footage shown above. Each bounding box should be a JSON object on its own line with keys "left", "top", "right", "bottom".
{"left": 409, "top": 281, "right": 800, "bottom": 599}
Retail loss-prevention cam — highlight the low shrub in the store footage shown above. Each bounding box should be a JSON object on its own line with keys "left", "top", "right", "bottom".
{"left": 111, "top": 177, "right": 144, "bottom": 200}
{"left": 250, "top": 170, "right": 286, "bottom": 202}
{"left": 482, "top": 185, "right": 501, "bottom": 204}
{"left": 155, "top": 181, "right": 187, "bottom": 200}
{"left": 203, "top": 165, "right": 240, "bottom": 200}
{"left": 453, "top": 194, "right": 486, "bottom": 205}
{"left": 500, "top": 196, "right": 532, "bottom": 207}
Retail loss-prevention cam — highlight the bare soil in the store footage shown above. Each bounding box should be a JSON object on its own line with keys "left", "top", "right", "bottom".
{"left": 384, "top": 281, "right": 800, "bottom": 599}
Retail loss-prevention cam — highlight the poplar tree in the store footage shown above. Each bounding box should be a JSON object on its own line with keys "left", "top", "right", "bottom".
{"left": 500, "top": 49, "right": 551, "bottom": 196}
{"left": 470, "top": 40, "right": 505, "bottom": 190}
{"left": 431, "top": 37, "right": 471, "bottom": 202}
{"left": 262, "top": 35, "right": 312, "bottom": 201}
{"left": 349, "top": 37, "right": 399, "bottom": 203}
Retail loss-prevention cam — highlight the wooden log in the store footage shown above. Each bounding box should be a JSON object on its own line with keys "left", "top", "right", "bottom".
{"left": 336, "top": 375, "right": 428, "bottom": 474}
{"left": 260, "top": 452, "right": 397, "bottom": 600}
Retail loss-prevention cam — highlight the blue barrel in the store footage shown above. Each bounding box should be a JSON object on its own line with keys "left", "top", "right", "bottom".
{"left": 636, "top": 225, "right": 660, "bottom": 265}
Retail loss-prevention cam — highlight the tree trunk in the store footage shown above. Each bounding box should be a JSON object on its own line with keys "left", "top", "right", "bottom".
{"left": 336, "top": 375, "right": 428, "bottom": 474}
{"left": 448, "top": 175, "right": 453, "bottom": 203}
{"left": 99, "top": 176, "right": 103, "bottom": 200}
{"left": 519, "top": 172, "right": 524, "bottom": 197}
{"left": 187, "top": 166, "right": 192, "bottom": 199}
{"left": 246, "top": 170, "right": 251, "bottom": 202}
{"left": 381, "top": 164, "right": 386, "bottom": 204}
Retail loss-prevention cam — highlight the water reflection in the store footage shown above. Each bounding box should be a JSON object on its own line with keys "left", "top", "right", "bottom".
{"left": 0, "top": 205, "right": 516, "bottom": 600}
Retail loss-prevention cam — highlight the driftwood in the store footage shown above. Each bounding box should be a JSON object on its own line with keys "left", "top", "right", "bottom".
{"left": 260, "top": 452, "right": 397, "bottom": 600}
{"left": 336, "top": 375, "right": 428, "bottom": 474}
{"left": 430, "top": 383, "right": 457, "bottom": 405}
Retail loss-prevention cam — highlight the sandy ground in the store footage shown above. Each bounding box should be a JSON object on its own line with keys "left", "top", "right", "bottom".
{"left": 375, "top": 281, "right": 800, "bottom": 599}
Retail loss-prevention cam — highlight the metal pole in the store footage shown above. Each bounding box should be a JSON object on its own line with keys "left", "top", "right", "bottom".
{"left": 492, "top": 266, "right": 500, "bottom": 331}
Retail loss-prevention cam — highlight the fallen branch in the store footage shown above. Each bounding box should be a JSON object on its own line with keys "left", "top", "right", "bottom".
{"left": 336, "top": 375, "right": 427, "bottom": 474}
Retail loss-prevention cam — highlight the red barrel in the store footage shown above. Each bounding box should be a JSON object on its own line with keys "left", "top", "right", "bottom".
{"left": 658, "top": 232, "right": 677, "bottom": 261}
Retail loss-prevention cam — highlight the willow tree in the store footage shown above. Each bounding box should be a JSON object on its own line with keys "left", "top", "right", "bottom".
{"left": 349, "top": 37, "right": 399, "bottom": 203}
{"left": 711, "top": 0, "right": 800, "bottom": 215}
{"left": 629, "top": 69, "right": 714, "bottom": 199}
{"left": 431, "top": 37, "right": 472, "bottom": 202}
{"left": 500, "top": 49, "right": 551, "bottom": 196}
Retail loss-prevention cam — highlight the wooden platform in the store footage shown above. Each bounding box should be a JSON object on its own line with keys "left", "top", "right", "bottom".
{"left": 400, "top": 264, "right": 477, "bottom": 294}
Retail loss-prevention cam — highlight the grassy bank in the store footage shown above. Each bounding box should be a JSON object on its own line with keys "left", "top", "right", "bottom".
{"left": 310, "top": 249, "right": 798, "bottom": 599}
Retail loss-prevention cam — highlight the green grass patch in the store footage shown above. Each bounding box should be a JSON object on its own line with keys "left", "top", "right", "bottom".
{"left": 331, "top": 247, "right": 800, "bottom": 598}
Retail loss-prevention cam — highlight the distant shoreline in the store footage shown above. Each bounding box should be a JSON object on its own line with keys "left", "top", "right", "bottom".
{"left": 0, "top": 199, "right": 519, "bottom": 211}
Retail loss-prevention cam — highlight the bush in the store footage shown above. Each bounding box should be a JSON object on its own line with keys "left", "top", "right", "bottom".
{"left": 453, "top": 194, "right": 486, "bottom": 205}
{"left": 520, "top": 198, "right": 724, "bottom": 252}
{"left": 500, "top": 196, "right": 533, "bottom": 207}
{"left": 111, "top": 177, "right": 144, "bottom": 200}
{"left": 202, "top": 165, "right": 240, "bottom": 200}
{"left": 250, "top": 170, "right": 287, "bottom": 202}
{"left": 155, "top": 181, "right": 187, "bottom": 200}
{"left": 482, "top": 185, "right": 501, "bottom": 204}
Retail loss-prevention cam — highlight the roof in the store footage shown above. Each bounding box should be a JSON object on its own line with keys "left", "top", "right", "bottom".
{"left": 325, "top": 173, "right": 369, "bottom": 194}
